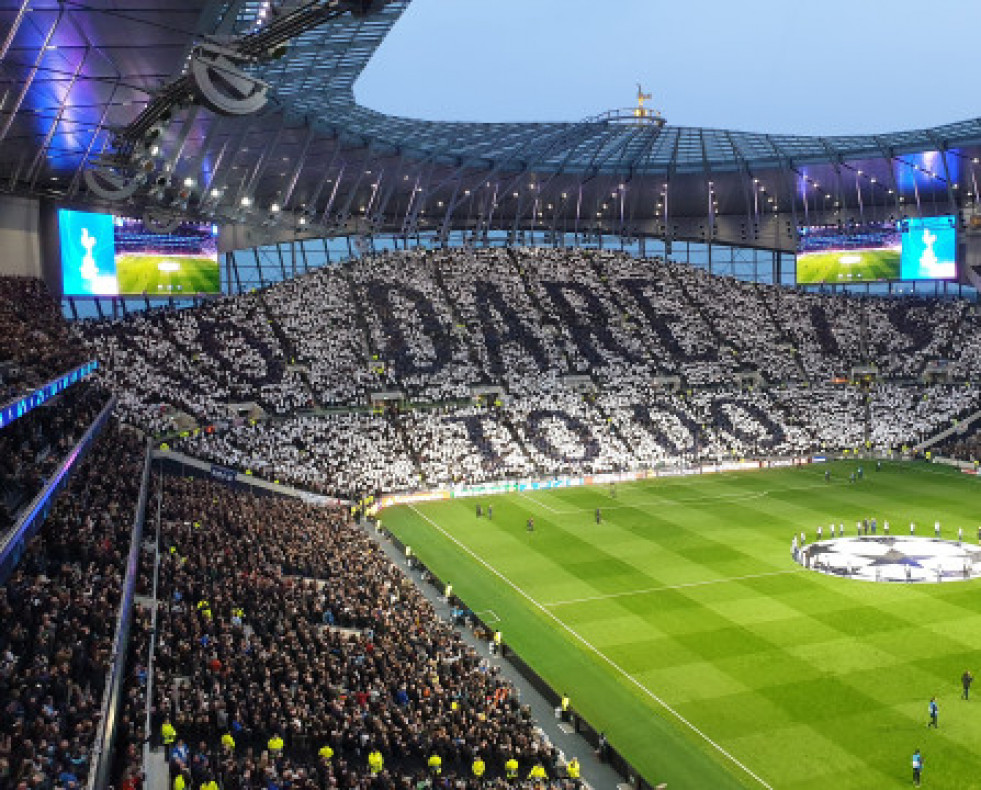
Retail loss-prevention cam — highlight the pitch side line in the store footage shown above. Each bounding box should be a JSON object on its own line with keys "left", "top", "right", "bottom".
{"left": 543, "top": 568, "right": 805, "bottom": 607}
{"left": 408, "top": 505, "right": 775, "bottom": 790}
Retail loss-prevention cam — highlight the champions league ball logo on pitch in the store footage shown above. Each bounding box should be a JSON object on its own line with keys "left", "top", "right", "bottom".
{"left": 795, "top": 535, "right": 981, "bottom": 583}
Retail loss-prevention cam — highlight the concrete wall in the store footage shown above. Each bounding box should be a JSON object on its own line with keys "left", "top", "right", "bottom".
{"left": 0, "top": 194, "right": 41, "bottom": 278}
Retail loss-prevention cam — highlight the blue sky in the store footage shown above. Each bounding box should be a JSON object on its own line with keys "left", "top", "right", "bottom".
{"left": 356, "top": 0, "right": 980, "bottom": 136}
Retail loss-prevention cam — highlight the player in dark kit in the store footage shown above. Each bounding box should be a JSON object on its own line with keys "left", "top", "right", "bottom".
{"left": 595, "top": 508, "right": 602, "bottom": 524}
{"left": 962, "top": 670, "right": 973, "bottom": 700}
{"left": 526, "top": 517, "right": 534, "bottom": 534}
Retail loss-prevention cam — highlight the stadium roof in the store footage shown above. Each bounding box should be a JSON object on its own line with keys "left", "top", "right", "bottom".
{"left": 2, "top": 0, "right": 980, "bottom": 251}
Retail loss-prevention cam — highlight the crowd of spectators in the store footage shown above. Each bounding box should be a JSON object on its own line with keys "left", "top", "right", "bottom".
{"left": 0, "top": 383, "right": 110, "bottom": 537}
{"left": 79, "top": 294, "right": 312, "bottom": 427}
{"left": 0, "top": 277, "right": 89, "bottom": 402}
{"left": 64, "top": 248, "right": 981, "bottom": 494}
{"left": 112, "top": 604, "right": 151, "bottom": 790}
{"left": 5, "top": 251, "right": 981, "bottom": 790}
{"left": 937, "top": 428, "right": 981, "bottom": 464}
{"left": 0, "top": 422, "right": 144, "bottom": 790}
{"left": 174, "top": 412, "right": 420, "bottom": 497}
{"left": 168, "top": 379, "right": 978, "bottom": 496}
{"left": 147, "top": 478, "right": 572, "bottom": 788}
{"left": 399, "top": 404, "right": 537, "bottom": 487}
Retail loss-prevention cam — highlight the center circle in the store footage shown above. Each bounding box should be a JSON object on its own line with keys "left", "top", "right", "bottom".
{"left": 793, "top": 536, "right": 981, "bottom": 583}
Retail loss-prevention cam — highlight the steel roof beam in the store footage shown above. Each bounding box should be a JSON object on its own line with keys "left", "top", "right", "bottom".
{"left": 0, "top": 5, "right": 62, "bottom": 146}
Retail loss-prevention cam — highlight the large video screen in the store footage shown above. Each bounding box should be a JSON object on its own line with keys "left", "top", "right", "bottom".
{"left": 59, "top": 209, "right": 220, "bottom": 296}
{"left": 797, "top": 215, "right": 958, "bottom": 284}
{"left": 900, "top": 215, "right": 957, "bottom": 280}
{"left": 796, "top": 221, "right": 901, "bottom": 284}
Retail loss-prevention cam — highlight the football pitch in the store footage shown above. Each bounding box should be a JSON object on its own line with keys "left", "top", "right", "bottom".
{"left": 381, "top": 462, "right": 981, "bottom": 789}
{"left": 115, "top": 253, "right": 221, "bottom": 295}
{"left": 796, "top": 247, "right": 900, "bottom": 284}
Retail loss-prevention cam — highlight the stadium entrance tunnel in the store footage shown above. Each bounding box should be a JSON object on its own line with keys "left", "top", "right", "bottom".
{"left": 794, "top": 536, "right": 981, "bottom": 583}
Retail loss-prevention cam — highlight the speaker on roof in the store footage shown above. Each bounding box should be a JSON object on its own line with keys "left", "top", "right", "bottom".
{"left": 190, "top": 43, "right": 269, "bottom": 117}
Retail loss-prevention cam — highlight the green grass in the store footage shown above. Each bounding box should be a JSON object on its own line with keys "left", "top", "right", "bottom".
{"left": 380, "top": 462, "right": 981, "bottom": 789}
{"left": 796, "top": 247, "right": 900, "bottom": 284}
{"left": 116, "top": 253, "right": 220, "bottom": 295}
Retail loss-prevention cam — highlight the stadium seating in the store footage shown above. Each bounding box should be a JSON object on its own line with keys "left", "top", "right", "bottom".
{"left": 0, "top": 422, "right": 144, "bottom": 790}
{"left": 72, "top": 249, "right": 981, "bottom": 496}
{"left": 0, "top": 383, "right": 109, "bottom": 537}
{"left": 7, "top": 250, "right": 981, "bottom": 790}
{"left": 147, "top": 477, "right": 562, "bottom": 787}
{"left": 81, "top": 294, "right": 312, "bottom": 426}
{"left": 0, "top": 277, "right": 89, "bottom": 401}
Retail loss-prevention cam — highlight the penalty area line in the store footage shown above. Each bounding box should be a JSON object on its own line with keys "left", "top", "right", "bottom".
{"left": 407, "top": 504, "right": 775, "bottom": 790}
{"left": 543, "top": 568, "right": 806, "bottom": 607}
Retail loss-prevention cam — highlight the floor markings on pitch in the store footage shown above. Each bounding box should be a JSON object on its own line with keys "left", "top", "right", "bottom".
{"left": 408, "top": 504, "right": 775, "bottom": 790}
{"left": 541, "top": 568, "right": 806, "bottom": 608}
{"left": 516, "top": 489, "right": 564, "bottom": 513}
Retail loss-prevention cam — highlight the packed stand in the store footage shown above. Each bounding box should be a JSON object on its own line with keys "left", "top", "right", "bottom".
{"left": 173, "top": 412, "right": 420, "bottom": 496}
{"left": 0, "top": 383, "right": 109, "bottom": 537}
{"left": 77, "top": 248, "right": 981, "bottom": 432}
{"left": 148, "top": 478, "right": 568, "bottom": 788}
{"left": 0, "top": 277, "right": 89, "bottom": 401}
{"left": 71, "top": 247, "right": 981, "bottom": 494}
{"left": 78, "top": 294, "right": 311, "bottom": 428}
{"left": 503, "top": 391, "right": 631, "bottom": 476}
{"left": 868, "top": 382, "right": 981, "bottom": 450}
{"left": 935, "top": 415, "right": 981, "bottom": 463}
{"left": 112, "top": 604, "right": 152, "bottom": 790}
{"left": 514, "top": 248, "right": 655, "bottom": 387}
{"left": 681, "top": 270, "right": 801, "bottom": 384}
{"left": 261, "top": 267, "right": 384, "bottom": 406}
{"left": 398, "top": 404, "right": 537, "bottom": 486}
{"left": 0, "top": 422, "right": 145, "bottom": 790}
{"left": 773, "top": 385, "right": 867, "bottom": 450}
{"left": 431, "top": 248, "right": 564, "bottom": 396}
{"left": 590, "top": 253, "right": 737, "bottom": 387}
{"left": 346, "top": 250, "right": 486, "bottom": 401}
